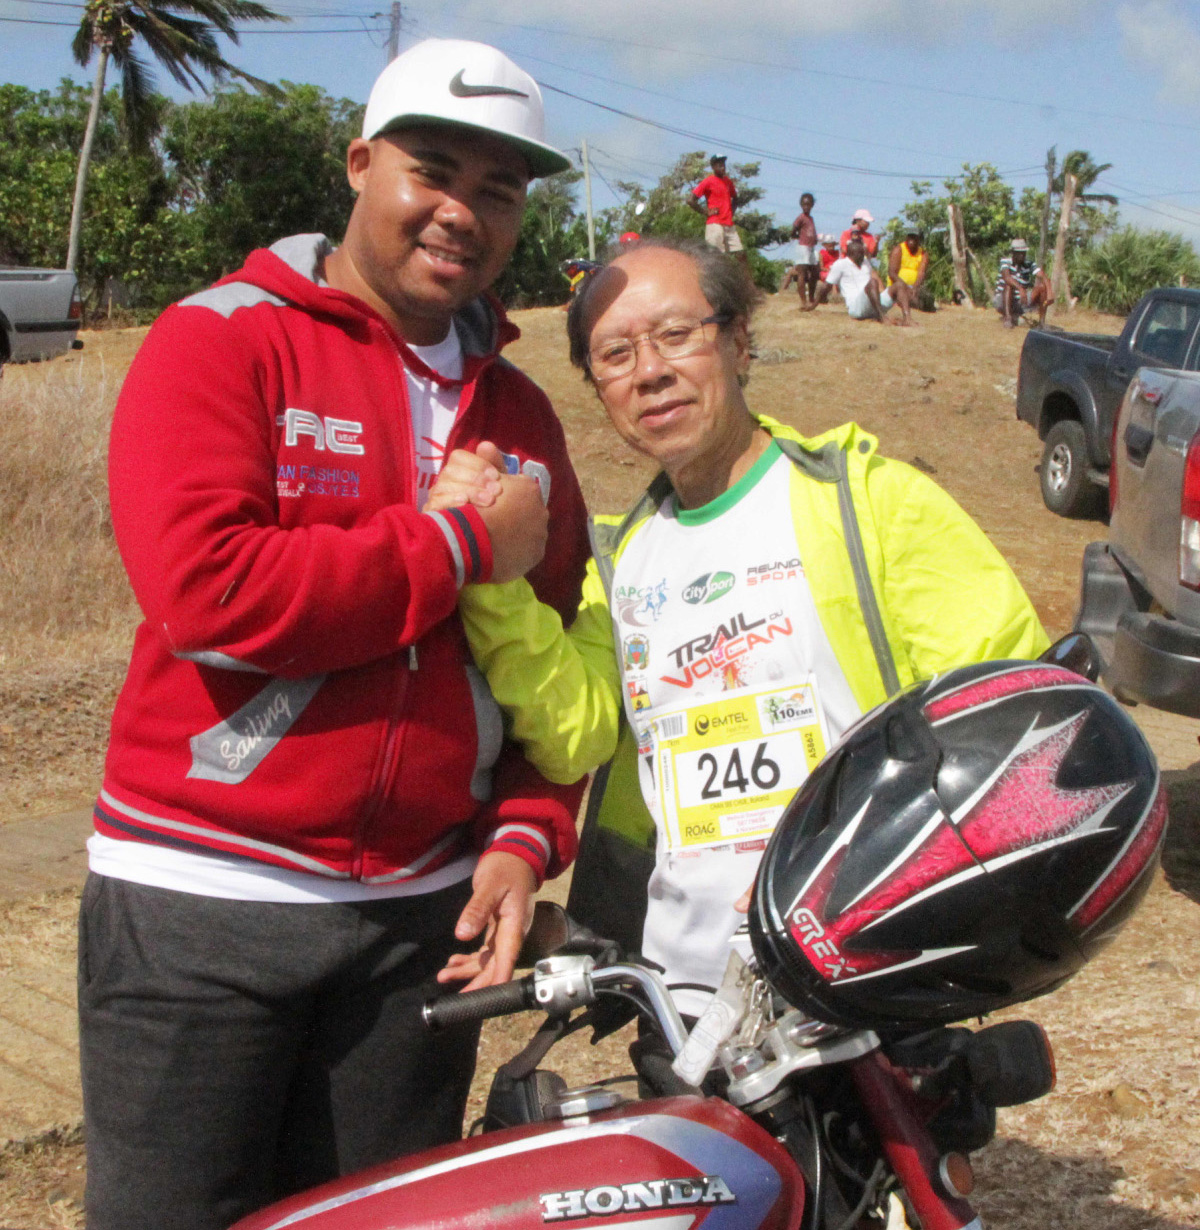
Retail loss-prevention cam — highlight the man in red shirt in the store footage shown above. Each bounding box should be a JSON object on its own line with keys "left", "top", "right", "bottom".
{"left": 691, "top": 155, "right": 747, "bottom": 265}
{"left": 839, "top": 208, "right": 879, "bottom": 259}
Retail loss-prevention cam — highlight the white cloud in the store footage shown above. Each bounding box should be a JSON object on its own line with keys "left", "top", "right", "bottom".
{"left": 1119, "top": 0, "right": 1200, "bottom": 105}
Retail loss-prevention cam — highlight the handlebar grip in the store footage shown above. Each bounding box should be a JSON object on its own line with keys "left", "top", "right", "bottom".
{"left": 423, "top": 978, "right": 534, "bottom": 1031}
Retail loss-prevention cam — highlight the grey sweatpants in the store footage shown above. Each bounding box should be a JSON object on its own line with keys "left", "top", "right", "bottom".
{"left": 77, "top": 872, "right": 480, "bottom": 1230}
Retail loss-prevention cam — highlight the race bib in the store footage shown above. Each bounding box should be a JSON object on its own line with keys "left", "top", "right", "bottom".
{"left": 652, "top": 682, "right": 828, "bottom": 853}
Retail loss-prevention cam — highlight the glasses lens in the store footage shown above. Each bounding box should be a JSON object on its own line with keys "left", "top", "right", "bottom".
{"left": 653, "top": 321, "right": 705, "bottom": 359}
{"left": 588, "top": 318, "right": 716, "bottom": 379}
{"left": 590, "top": 340, "right": 635, "bottom": 378}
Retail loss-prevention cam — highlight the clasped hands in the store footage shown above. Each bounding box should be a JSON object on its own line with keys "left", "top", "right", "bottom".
{"left": 427, "top": 441, "right": 548, "bottom": 582}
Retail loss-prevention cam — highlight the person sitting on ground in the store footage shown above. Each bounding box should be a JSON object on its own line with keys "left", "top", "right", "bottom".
{"left": 840, "top": 208, "right": 878, "bottom": 259}
{"left": 995, "top": 237, "right": 1051, "bottom": 329}
{"left": 806, "top": 237, "right": 903, "bottom": 322}
{"left": 780, "top": 193, "right": 819, "bottom": 307}
{"left": 818, "top": 234, "right": 838, "bottom": 279}
{"left": 428, "top": 236, "right": 1048, "bottom": 1016}
{"left": 889, "top": 229, "right": 933, "bottom": 313}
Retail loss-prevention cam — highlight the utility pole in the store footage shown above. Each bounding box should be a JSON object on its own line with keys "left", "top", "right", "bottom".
{"left": 386, "top": 1, "right": 401, "bottom": 62}
{"left": 1039, "top": 146, "right": 1056, "bottom": 268}
{"left": 947, "top": 203, "right": 973, "bottom": 307}
{"left": 581, "top": 137, "right": 596, "bottom": 260}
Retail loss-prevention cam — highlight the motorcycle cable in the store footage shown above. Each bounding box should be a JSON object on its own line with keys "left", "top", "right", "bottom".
{"left": 831, "top": 1159, "right": 887, "bottom": 1230}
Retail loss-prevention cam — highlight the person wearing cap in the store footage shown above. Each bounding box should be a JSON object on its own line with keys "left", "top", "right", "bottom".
{"left": 818, "top": 233, "right": 840, "bottom": 285}
{"left": 690, "top": 154, "right": 748, "bottom": 265}
{"left": 995, "top": 237, "right": 1051, "bottom": 328}
{"left": 840, "top": 208, "right": 878, "bottom": 259}
{"left": 78, "top": 37, "right": 590, "bottom": 1230}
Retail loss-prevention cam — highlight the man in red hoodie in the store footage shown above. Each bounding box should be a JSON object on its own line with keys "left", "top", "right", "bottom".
{"left": 80, "top": 38, "right": 590, "bottom": 1230}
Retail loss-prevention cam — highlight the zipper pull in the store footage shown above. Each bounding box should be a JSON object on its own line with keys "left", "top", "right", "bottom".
{"left": 409, "top": 645, "right": 419, "bottom": 670}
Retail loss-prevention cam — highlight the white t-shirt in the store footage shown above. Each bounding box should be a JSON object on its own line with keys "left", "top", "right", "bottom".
{"left": 88, "top": 326, "right": 475, "bottom": 902}
{"left": 825, "top": 257, "right": 874, "bottom": 299}
{"left": 407, "top": 327, "right": 465, "bottom": 509}
{"left": 612, "top": 444, "right": 861, "bottom": 1016}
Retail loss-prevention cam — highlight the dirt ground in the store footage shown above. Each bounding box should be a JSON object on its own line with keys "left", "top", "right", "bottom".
{"left": 1, "top": 296, "right": 1199, "bottom": 1229}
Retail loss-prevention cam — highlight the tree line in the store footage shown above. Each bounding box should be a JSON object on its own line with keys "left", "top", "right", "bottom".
{"left": 2, "top": 79, "right": 1196, "bottom": 321}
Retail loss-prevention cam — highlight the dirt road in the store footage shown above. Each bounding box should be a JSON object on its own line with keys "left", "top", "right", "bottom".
{"left": 0, "top": 298, "right": 1197, "bottom": 1229}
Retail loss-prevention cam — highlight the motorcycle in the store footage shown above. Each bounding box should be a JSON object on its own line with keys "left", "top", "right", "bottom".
{"left": 233, "top": 646, "right": 1165, "bottom": 1230}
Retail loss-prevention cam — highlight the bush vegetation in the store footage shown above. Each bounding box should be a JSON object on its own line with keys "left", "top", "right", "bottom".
{"left": 3, "top": 80, "right": 1197, "bottom": 318}
{"left": 1068, "top": 226, "right": 1200, "bottom": 315}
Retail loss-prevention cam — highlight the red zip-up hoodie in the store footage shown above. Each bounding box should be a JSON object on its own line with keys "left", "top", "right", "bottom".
{"left": 97, "top": 235, "right": 589, "bottom": 886}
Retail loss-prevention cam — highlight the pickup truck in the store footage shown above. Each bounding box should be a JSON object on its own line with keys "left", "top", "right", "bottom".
{"left": 0, "top": 267, "right": 83, "bottom": 366}
{"left": 1074, "top": 365, "right": 1200, "bottom": 717}
{"left": 1016, "top": 286, "right": 1200, "bottom": 517}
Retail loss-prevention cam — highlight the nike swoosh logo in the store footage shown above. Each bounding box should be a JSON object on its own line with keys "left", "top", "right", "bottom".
{"left": 448, "top": 69, "right": 529, "bottom": 100}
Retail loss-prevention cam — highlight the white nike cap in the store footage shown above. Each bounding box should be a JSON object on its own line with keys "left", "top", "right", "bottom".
{"left": 362, "top": 38, "right": 571, "bottom": 179}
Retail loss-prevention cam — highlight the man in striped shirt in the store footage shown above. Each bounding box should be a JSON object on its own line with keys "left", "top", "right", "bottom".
{"left": 995, "top": 237, "right": 1051, "bottom": 328}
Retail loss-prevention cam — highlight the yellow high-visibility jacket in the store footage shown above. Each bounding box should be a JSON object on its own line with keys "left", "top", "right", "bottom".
{"left": 459, "top": 416, "right": 1049, "bottom": 949}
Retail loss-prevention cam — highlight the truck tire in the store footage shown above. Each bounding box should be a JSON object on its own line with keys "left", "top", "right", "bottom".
{"left": 1040, "top": 420, "right": 1103, "bottom": 518}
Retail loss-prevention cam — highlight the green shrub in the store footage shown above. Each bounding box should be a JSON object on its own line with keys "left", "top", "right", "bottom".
{"left": 1069, "top": 226, "right": 1200, "bottom": 315}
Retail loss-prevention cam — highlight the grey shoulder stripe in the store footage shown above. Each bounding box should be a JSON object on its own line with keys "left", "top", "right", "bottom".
{"left": 178, "top": 283, "right": 288, "bottom": 318}
{"left": 268, "top": 233, "right": 333, "bottom": 282}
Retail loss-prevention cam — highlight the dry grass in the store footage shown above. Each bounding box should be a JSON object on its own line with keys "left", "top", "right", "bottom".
{"left": 0, "top": 341, "right": 143, "bottom": 667}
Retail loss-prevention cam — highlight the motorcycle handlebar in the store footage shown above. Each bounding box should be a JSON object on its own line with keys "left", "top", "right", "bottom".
{"left": 422, "top": 977, "right": 535, "bottom": 1032}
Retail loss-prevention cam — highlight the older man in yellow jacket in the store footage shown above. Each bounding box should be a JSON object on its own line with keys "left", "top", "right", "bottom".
{"left": 432, "top": 237, "right": 1047, "bottom": 1003}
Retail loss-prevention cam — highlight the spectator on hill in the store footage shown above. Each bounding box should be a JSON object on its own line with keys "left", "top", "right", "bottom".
{"left": 79, "top": 37, "right": 589, "bottom": 1230}
{"left": 780, "top": 192, "right": 819, "bottom": 306}
{"left": 818, "top": 234, "right": 839, "bottom": 284}
{"left": 690, "top": 155, "right": 748, "bottom": 265}
{"left": 995, "top": 237, "right": 1051, "bottom": 328}
{"left": 806, "top": 236, "right": 897, "bottom": 322}
{"left": 888, "top": 229, "right": 933, "bottom": 315}
{"left": 840, "top": 208, "right": 878, "bottom": 260}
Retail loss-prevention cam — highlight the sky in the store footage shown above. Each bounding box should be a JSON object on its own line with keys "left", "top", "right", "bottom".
{"left": 4, "top": 0, "right": 1200, "bottom": 253}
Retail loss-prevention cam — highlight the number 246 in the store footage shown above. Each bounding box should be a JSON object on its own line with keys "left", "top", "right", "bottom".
{"left": 698, "top": 743, "right": 781, "bottom": 798}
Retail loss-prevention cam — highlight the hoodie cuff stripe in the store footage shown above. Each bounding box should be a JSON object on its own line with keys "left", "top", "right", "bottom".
{"left": 427, "top": 506, "right": 493, "bottom": 588}
{"left": 445, "top": 506, "right": 483, "bottom": 580}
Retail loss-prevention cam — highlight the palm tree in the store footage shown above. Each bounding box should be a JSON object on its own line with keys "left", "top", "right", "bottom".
{"left": 1054, "top": 150, "right": 1118, "bottom": 208}
{"left": 66, "top": 0, "right": 285, "bottom": 272}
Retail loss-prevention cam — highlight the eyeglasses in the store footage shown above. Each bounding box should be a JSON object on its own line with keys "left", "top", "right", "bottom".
{"left": 587, "top": 314, "right": 732, "bottom": 382}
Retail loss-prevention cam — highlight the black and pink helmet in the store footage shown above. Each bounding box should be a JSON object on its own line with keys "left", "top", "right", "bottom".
{"left": 750, "top": 661, "right": 1165, "bottom": 1030}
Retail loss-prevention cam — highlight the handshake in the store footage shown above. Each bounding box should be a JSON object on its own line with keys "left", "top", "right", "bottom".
{"left": 428, "top": 441, "right": 550, "bottom": 584}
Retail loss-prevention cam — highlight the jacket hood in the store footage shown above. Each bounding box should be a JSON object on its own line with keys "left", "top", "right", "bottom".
{"left": 214, "top": 233, "right": 520, "bottom": 360}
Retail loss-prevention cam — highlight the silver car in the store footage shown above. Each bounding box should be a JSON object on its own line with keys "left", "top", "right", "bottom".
{"left": 1075, "top": 322, "right": 1200, "bottom": 717}
{"left": 0, "top": 267, "right": 83, "bottom": 365}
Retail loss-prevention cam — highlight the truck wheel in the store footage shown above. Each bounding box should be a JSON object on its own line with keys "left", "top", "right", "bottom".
{"left": 1040, "top": 420, "right": 1103, "bottom": 518}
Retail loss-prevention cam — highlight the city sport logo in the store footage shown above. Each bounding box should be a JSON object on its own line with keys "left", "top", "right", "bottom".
{"left": 683, "top": 571, "right": 736, "bottom": 605}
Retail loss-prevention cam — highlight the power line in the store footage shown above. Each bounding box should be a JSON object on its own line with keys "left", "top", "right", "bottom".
{"left": 465, "top": 16, "right": 1200, "bottom": 137}
{"left": 0, "top": 12, "right": 383, "bottom": 31}
{"left": 513, "top": 48, "right": 969, "bottom": 169}
{"left": 537, "top": 79, "right": 957, "bottom": 180}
